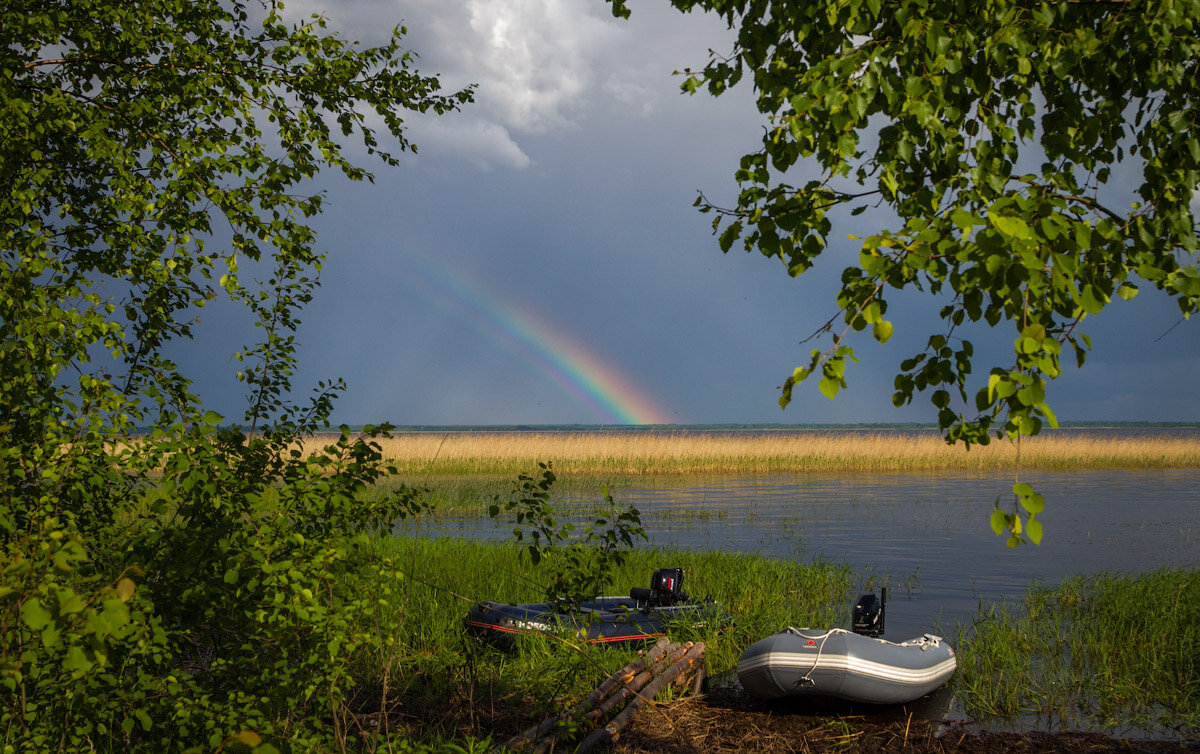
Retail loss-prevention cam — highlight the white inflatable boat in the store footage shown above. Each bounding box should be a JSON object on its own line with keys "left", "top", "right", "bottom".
{"left": 737, "top": 589, "right": 956, "bottom": 705}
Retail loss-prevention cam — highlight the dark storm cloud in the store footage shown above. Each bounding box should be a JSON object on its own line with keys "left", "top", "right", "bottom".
{"left": 179, "top": 1, "right": 1198, "bottom": 425}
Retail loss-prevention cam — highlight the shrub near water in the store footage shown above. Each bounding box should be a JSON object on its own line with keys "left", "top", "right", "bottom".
{"left": 955, "top": 568, "right": 1200, "bottom": 732}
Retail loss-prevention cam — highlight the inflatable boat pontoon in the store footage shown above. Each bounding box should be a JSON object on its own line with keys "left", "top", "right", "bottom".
{"left": 737, "top": 589, "right": 956, "bottom": 705}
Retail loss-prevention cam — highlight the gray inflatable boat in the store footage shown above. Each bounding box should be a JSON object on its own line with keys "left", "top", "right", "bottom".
{"left": 737, "top": 589, "right": 955, "bottom": 705}
{"left": 737, "top": 626, "right": 956, "bottom": 704}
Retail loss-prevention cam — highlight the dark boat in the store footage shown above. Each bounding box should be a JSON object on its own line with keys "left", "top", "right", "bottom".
{"left": 465, "top": 568, "right": 730, "bottom": 648}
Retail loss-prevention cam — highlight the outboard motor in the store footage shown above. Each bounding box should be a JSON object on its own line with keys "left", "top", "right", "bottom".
{"left": 852, "top": 586, "right": 886, "bottom": 637}
{"left": 631, "top": 567, "right": 688, "bottom": 606}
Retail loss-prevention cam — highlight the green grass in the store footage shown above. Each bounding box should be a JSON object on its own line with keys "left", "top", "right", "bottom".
{"left": 954, "top": 568, "right": 1200, "bottom": 733}
{"left": 368, "top": 535, "right": 853, "bottom": 671}
{"left": 339, "top": 533, "right": 1200, "bottom": 745}
{"left": 339, "top": 536, "right": 854, "bottom": 742}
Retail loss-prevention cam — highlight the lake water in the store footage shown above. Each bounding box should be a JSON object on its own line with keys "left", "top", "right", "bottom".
{"left": 402, "top": 467, "right": 1200, "bottom": 641}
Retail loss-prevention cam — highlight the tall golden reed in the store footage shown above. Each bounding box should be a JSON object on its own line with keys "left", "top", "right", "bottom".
{"left": 334, "top": 430, "right": 1200, "bottom": 477}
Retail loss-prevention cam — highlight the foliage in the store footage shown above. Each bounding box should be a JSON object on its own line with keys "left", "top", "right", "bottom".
{"left": 607, "top": 0, "right": 1200, "bottom": 541}
{"left": 488, "top": 463, "right": 647, "bottom": 607}
{"left": 1, "top": 0, "right": 471, "bottom": 750}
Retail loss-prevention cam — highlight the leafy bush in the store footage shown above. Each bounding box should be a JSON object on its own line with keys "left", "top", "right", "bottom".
{"left": 1, "top": 0, "right": 471, "bottom": 750}
{"left": 489, "top": 463, "right": 646, "bottom": 607}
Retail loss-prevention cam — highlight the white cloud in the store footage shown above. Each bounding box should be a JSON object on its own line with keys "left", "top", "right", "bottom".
{"left": 280, "top": 0, "right": 628, "bottom": 167}
{"left": 461, "top": 0, "right": 617, "bottom": 134}
{"left": 406, "top": 113, "right": 532, "bottom": 171}
{"left": 278, "top": 0, "right": 744, "bottom": 170}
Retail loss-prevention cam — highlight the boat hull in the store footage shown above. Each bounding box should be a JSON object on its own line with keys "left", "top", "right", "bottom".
{"left": 737, "top": 627, "right": 956, "bottom": 705}
{"left": 466, "top": 596, "right": 728, "bottom": 648}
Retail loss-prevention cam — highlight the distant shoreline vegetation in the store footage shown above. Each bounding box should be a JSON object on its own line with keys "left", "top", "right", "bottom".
{"left": 346, "top": 421, "right": 1200, "bottom": 433}
{"left": 305, "top": 424, "right": 1200, "bottom": 478}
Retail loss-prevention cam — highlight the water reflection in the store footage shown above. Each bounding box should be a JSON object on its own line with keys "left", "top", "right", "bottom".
{"left": 399, "top": 469, "right": 1200, "bottom": 640}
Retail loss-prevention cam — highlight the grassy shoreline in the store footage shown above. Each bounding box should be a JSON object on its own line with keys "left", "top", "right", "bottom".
{"left": 354, "top": 535, "right": 1199, "bottom": 745}
{"left": 330, "top": 430, "right": 1200, "bottom": 479}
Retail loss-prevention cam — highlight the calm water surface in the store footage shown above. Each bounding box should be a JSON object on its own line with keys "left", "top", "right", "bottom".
{"left": 404, "top": 468, "right": 1200, "bottom": 640}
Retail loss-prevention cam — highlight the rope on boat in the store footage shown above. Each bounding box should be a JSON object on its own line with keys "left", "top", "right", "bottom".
{"left": 491, "top": 637, "right": 707, "bottom": 754}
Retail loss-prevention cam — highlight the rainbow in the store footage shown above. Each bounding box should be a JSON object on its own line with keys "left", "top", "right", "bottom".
{"left": 401, "top": 253, "right": 675, "bottom": 425}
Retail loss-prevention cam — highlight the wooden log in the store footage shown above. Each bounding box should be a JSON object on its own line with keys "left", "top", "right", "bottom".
{"left": 492, "top": 638, "right": 676, "bottom": 753}
{"left": 689, "top": 660, "right": 707, "bottom": 696}
{"left": 574, "top": 641, "right": 706, "bottom": 754}
{"left": 583, "top": 637, "right": 673, "bottom": 709}
{"left": 583, "top": 642, "right": 692, "bottom": 724}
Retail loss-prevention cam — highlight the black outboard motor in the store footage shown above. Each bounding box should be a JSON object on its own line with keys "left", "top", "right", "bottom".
{"left": 631, "top": 567, "right": 688, "bottom": 606}
{"left": 852, "top": 586, "right": 886, "bottom": 637}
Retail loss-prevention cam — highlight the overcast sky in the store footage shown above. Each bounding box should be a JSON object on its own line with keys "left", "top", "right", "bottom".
{"left": 184, "top": 0, "right": 1200, "bottom": 426}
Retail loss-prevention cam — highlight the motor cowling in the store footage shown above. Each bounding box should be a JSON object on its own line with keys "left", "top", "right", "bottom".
{"left": 852, "top": 587, "right": 886, "bottom": 637}
{"left": 631, "top": 567, "right": 688, "bottom": 606}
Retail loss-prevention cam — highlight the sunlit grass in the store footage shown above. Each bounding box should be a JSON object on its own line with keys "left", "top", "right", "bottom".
{"left": 332, "top": 430, "right": 1200, "bottom": 479}
{"left": 346, "top": 536, "right": 854, "bottom": 741}
{"left": 954, "top": 568, "right": 1200, "bottom": 732}
{"left": 346, "top": 536, "right": 1200, "bottom": 742}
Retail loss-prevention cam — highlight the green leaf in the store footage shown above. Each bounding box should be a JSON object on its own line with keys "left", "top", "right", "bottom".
{"left": 1080, "top": 285, "right": 1105, "bottom": 315}
{"left": 56, "top": 590, "right": 86, "bottom": 616}
{"left": 1018, "top": 491, "right": 1045, "bottom": 515}
{"left": 986, "top": 373, "right": 1002, "bottom": 402}
{"left": 1026, "top": 516, "right": 1044, "bottom": 545}
{"left": 991, "top": 214, "right": 1034, "bottom": 241}
{"left": 236, "top": 731, "right": 263, "bottom": 747}
{"left": 990, "top": 506, "right": 1006, "bottom": 535}
{"left": 115, "top": 577, "right": 136, "bottom": 602}
{"left": 21, "top": 599, "right": 51, "bottom": 631}
{"left": 1016, "top": 383, "right": 1045, "bottom": 406}
{"left": 818, "top": 376, "right": 841, "bottom": 399}
{"left": 62, "top": 645, "right": 94, "bottom": 674}
{"left": 993, "top": 378, "right": 1017, "bottom": 399}
{"left": 1040, "top": 402, "right": 1059, "bottom": 428}
{"left": 950, "top": 208, "right": 977, "bottom": 230}
{"left": 872, "top": 320, "right": 894, "bottom": 343}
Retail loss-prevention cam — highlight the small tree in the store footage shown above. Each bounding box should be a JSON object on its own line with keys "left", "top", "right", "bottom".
{"left": 608, "top": 0, "right": 1200, "bottom": 543}
{"left": 489, "top": 463, "right": 647, "bottom": 608}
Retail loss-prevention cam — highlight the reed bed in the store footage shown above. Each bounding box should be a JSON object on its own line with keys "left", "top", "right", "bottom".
{"left": 343, "top": 430, "right": 1200, "bottom": 478}
{"left": 955, "top": 567, "right": 1200, "bottom": 732}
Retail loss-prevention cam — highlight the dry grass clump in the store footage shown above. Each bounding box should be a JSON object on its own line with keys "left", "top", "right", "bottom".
{"left": 343, "top": 430, "right": 1200, "bottom": 478}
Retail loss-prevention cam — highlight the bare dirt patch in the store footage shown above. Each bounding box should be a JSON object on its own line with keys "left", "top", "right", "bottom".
{"left": 611, "top": 685, "right": 1196, "bottom": 754}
